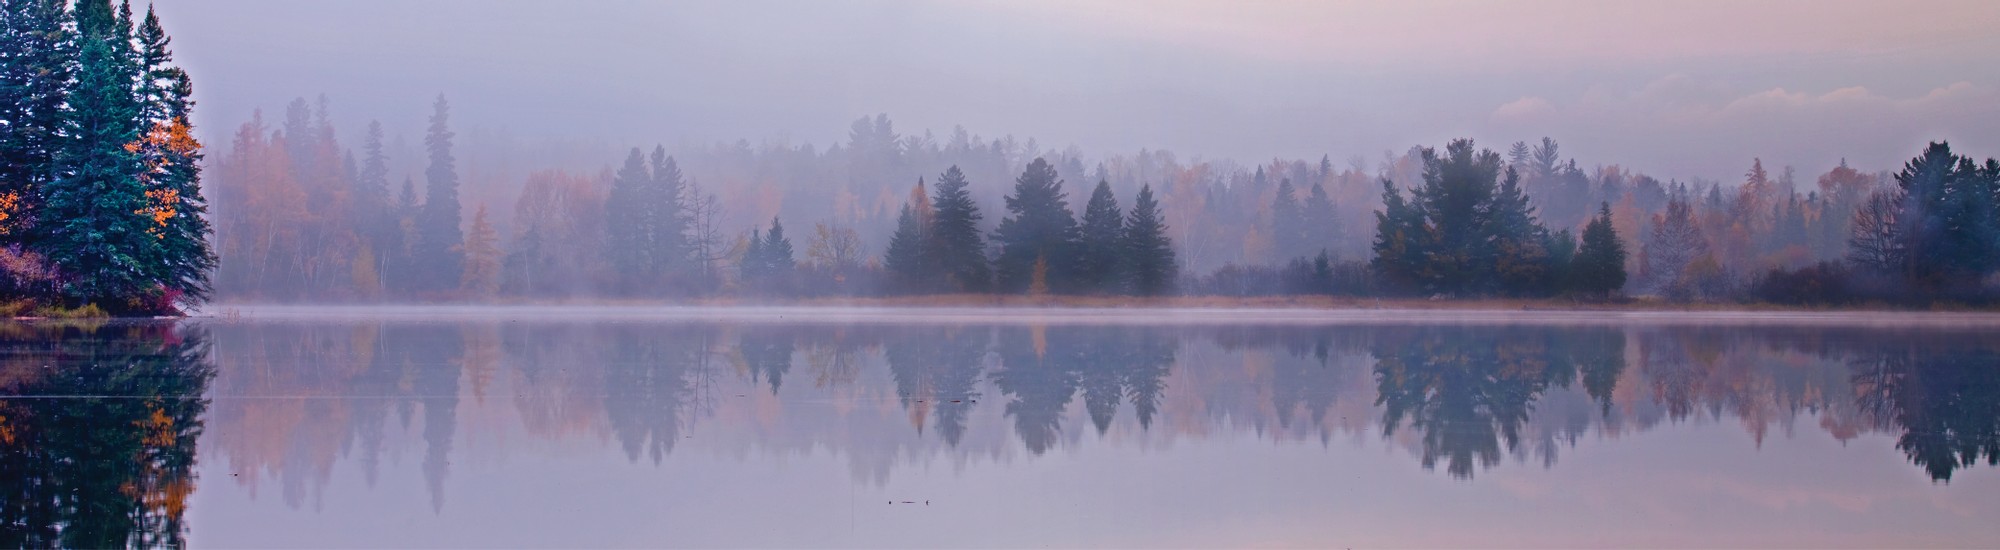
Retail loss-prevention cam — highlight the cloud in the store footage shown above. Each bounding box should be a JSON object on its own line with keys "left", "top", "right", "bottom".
{"left": 1492, "top": 97, "right": 1555, "bottom": 121}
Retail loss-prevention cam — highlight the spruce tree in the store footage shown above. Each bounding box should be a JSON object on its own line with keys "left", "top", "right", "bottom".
{"left": 1121, "top": 184, "right": 1176, "bottom": 296}
{"left": 993, "top": 158, "right": 1079, "bottom": 293}
{"left": 130, "top": 4, "right": 212, "bottom": 304}
{"left": 928, "top": 166, "right": 989, "bottom": 292}
{"left": 762, "top": 217, "right": 794, "bottom": 274}
{"left": 42, "top": 0, "right": 155, "bottom": 306}
{"left": 0, "top": 0, "right": 75, "bottom": 243}
{"left": 1076, "top": 179, "right": 1124, "bottom": 293}
{"left": 1271, "top": 178, "right": 1304, "bottom": 260}
{"left": 1486, "top": 166, "right": 1549, "bottom": 294}
{"left": 884, "top": 204, "right": 926, "bottom": 290}
{"left": 740, "top": 228, "right": 765, "bottom": 283}
{"left": 647, "top": 146, "right": 691, "bottom": 276}
{"left": 1370, "top": 179, "right": 1428, "bottom": 293}
{"left": 1303, "top": 181, "right": 1340, "bottom": 256}
{"left": 604, "top": 148, "right": 651, "bottom": 286}
{"left": 413, "top": 95, "right": 463, "bottom": 294}
{"left": 1573, "top": 203, "right": 1628, "bottom": 297}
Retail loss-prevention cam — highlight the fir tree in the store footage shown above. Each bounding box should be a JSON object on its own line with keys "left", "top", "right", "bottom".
{"left": 1271, "top": 178, "right": 1305, "bottom": 260}
{"left": 1486, "top": 167, "right": 1550, "bottom": 294}
{"left": 1303, "top": 181, "right": 1340, "bottom": 256}
{"left": 884, "top": 204, "right": 925, "bottom": 285}
{"left": 130, "top": 4, "right": 212, "bottom": 304}
{"left": 413, "top": 95, "right": 463, "bottom": 294}
{"left": 647, "top": 146, "right": 691, "bottom": 276}
{"left": 41, "top": 0, "right": 156, "bottom": 306}
{"left": 1573, "top": 203, "right": 1628, "bottom": 297}
{"left": 1370, "top": 179, "right": 1426, "bottom": 292}
{"left": 1121, "top": 184, "right": 1176, "bottom": 296}
{"left": 928, "top": 166, "right": 989, "bottom": 292}
{"left": 1076, "top": 179, "right": 1124, "bottom": 292}
{"left": 604, "top": 148, "right": 652, "bottom": 286}
{"left": 994, "top": 158, "right": 1079, "bottom": 293}
{"left": 0, "top": 0, "right": 74, "bottom": 242}
{"left": 762, "top": 217, "right": 794, "bottom": 276}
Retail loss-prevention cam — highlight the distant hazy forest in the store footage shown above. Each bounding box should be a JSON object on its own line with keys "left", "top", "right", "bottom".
{"left": 205, "top": 95, "right": 1998, "bottom": 304}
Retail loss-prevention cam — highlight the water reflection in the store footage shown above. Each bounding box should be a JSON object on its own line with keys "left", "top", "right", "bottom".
{"left": 0, "top": 323, "right": 213, "bottom": 548}
{"left": 3, "top": 317, "right": 2000, "bottom": 544}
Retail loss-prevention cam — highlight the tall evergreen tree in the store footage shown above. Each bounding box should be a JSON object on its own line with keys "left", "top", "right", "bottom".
{"left": 1573, "top": 203, "right": 1628, "bottom": 297}
{"left": 130, "top": 4, "right": 212, "bottom": 304}
{"left": 1075, "top": 180, "right": 1124, "bottom": 292}
{"left": 1486, "top": 167, "right": 1550, "bottom": 294}
{"left": 928, "top": 166, "right": 989, "bottom": 292}
{"left": 762, "top": 217, "right": 794, "bottom": 275}
{"left": 647, "top": 146, "right": 691, "bottom": 276}
{"left": 883, "top": 204, "right": 926, "bottom": 290}
{"left": 412, "top": 95, "right": 463, "bottom": 294}
{"left": 1271, "top": 178, "right": 1305, "bottom": 260}
{"left": 604, "top": 148, "right": 652, "bottom": 286}
{"left": 993, "top": 158, "right": 1079, "bottom": 293}
{"left": 1121, "top": 184, "right": 1176, "bottom": 296}
{"left": 0, "top": 0, "right": 75, "bottom": 242}
{"left": 41, "top": 0, "right": 156, "bottom": 306}
{"left": 1370, "top": 179, "right": 1427, "bottom": 292}
{"left": 1302, "top": 181, "right": 1340, "bottom": 256}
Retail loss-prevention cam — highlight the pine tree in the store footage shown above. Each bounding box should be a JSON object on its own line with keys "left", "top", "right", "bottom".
{"left": 994, "top": 158, "right": 1079, "bottom": 293}
{"left": 884, "top": 204, "right": 927, "bottom": 291}
{"left": 1486, "top": 167, "right": 1549, "bottom": 294}
{"left": 0, "top": 0, "right": 75, "bottom": 243}
{"left": 647, "top": 147, "right": 691, "bottom": 277}
{"left": 928, "top": 166, "right": 989, "bottom": 292}
{"left": 413, "top": 95, "right": 463, "bottom": 294}
{"left": 1573, "top": 203, "right": 1628, "bottom": 297}
{"left": 1271, "top": 178, "right": 1305, "bottom": 260}
{"left": 41, "top": 0, "right": 156, "bottom": 306}
{"left": 1121, "top": 184, "right": 1176, "bottom": 296}
{"left": 604, "top": 148, "right": 651, "bottom": 286}
{"left": 1076, "top": 180, "right": 1124, "bottom": 292}
{"left": 1370, "top": 179, "right": 1427, "bottom": 292}
{"left": 1303, "top": 181, "right": 1340, "bottom": 256}
{"left": 460, "top": 204, "right": 500, "bottom": 298}
{"left": 762, "top": 217, "right": 794, "bottom": 275}
{"left": 130, "top": 4, "right": 213, "bottom": 305}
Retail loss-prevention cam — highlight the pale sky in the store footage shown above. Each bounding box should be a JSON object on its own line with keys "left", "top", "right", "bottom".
{"left": 155, "top": 0, "right": 2000, "bottom": 181}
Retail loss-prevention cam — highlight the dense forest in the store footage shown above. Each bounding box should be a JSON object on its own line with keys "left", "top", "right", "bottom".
{"left": 0, "top": 0, "right": 213, "bottom": 315}
{"left": 7, "top": 4, "right": 2000, "bottom": 310}
{"left": 199, "top": 91, "right": 2000, "bottom": 306}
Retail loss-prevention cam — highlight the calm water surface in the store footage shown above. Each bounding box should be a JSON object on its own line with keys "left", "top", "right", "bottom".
{"left": 3, "top": 310, "right": 1999, "bottom": 548}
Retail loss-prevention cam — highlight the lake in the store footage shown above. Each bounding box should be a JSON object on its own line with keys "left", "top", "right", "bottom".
{"left": 3, "top": 307, "right": 1998, "bottom": 548}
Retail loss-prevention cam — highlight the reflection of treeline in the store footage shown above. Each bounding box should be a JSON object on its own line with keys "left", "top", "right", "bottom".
{"left": 0, "top": 323, "right": 214, "bottom": 548}
{"left": 188, "top": 321, "right": 2000, "bottom": 511}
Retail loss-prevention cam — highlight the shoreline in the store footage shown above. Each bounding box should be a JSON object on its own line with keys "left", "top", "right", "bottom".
{"left": 161, "top": 297, "right": 2000, "bottom": 327}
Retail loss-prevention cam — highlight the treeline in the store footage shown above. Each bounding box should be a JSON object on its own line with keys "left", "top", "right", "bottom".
{"left": 0, "top": 0, "right": 214, "bottom": 314}
{"left": 207, "top": 97, "right": 2000, "bottom": 305}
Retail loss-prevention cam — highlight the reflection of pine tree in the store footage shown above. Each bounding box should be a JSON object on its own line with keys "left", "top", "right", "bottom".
{"left": 993, "top": 327, "right": 1081, "bottom": 454}
{"left": 884, "top": 327, "right": 988, "bottom": 441}
{"left": 0, "top": 323, "right": 215, "bottom": 548}
{"left": 738, "top": 327, "right": 796, "bottom": 395}
{"left": 409, "top": 325, "right": 464, "bottom": 514}
{"left": 604, "top": 327, "right": 701, "bottom": 465}
{"left": 1854, "top": 348, "right": 2000, "bottom": 482}
{"left": 1372, "top": 327, "right": 1580, "bottom": 479}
